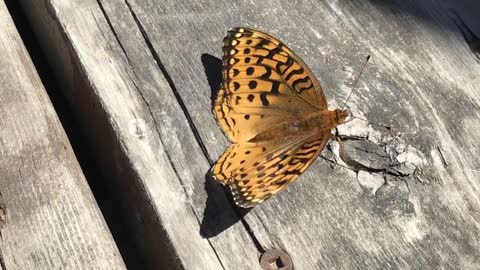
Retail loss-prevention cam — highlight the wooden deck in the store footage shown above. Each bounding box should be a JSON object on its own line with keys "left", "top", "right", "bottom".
{"left": 1, "top": 0, "right": 479, "bottom": 269}
{"left": 0, "top": 0, "right": 126, "bottom": 269}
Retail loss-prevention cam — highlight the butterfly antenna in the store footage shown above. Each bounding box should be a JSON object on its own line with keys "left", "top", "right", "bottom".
{"left": 341, "top": 55, "right": 370, "bottom": 110}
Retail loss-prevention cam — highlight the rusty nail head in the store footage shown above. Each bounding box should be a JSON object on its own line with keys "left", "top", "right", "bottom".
{"left": 260, "top": 249, "right": 293, "bottom": 270}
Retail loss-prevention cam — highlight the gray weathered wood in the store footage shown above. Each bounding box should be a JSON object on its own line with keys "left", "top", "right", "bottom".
{"left": 19, "top": 0, "right": 480, "bottom": 269}
{"left": 0, "top": 1, "right": 126, "bottom": 269}
{"left": 18, "top": 0, "right": 259, "bottom": 269}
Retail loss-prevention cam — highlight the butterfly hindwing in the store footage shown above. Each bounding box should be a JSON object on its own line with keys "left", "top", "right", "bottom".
{"left": 213, "top": 131, "right": 331, "bottom": 207}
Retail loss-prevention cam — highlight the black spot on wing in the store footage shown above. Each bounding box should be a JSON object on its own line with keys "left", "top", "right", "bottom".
{"left": 232, "top": 69, "right": 240, "bottom": 77}
{"left": 233, "top": 82, "right": 240, "bottom": 91}
{"left": 271, "top": 81, "right": 280, "bottom": 95}
{"left": 260, "top": 93, "right": 269, "bottom": 106}
{"left": 248, "top": 80, "right": 257, "bottom": 89}
{"left": 235, "top": 96, "right": 241, "bottom": 105}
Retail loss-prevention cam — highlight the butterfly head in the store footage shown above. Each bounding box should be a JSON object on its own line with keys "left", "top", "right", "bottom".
{"left": 333, "top": 109, "right": 350, "bottom": 125}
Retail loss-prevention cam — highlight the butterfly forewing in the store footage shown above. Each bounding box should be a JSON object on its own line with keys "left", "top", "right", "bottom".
{"left": 215, "top": 27, "right": 328, "bottom": 143}
{"left": 223, "top": 28, "right": 327, "bottom": 109}
{"left": 213, "top": 27, "right": 335, "bottom": 207}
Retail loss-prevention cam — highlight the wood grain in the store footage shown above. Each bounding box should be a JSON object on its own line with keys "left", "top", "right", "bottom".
{"left": 0, "top": 1, "right": 126, "bottom": 269}
{"left": 18, "top": 0, "right": 480, "bottom": 269}
{"left": 18, "top": 0, "right": 259, "bottom": 269}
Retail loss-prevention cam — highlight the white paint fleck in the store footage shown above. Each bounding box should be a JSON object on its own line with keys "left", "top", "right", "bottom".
{"left": 328, "top": 0, "right": 344, "bottom": 16}
{"left": 308, "top": 26, "right": 322, "bottom": 39}
{"left": 367, "top": 129, "right": 383, "bottom": 144}
{"left": 336, "top": 118, "right": 370, "bottom": 138}
{"left": 356, "top": 171, "right": 384, "bottom": 195}
{"left": 396, "top": 145, "right": 427, "bottom": 167}
{"left": 179, "top": 183, "right": 194, "bottom": 204}
{"left": 129, "top": 118, "right": 147, "bottom": 140}
{"left": 328, "top": 140, "right": 347, "bottom": 167}
{"left": 395, "top": 197, "right": 426, "bottom": 242}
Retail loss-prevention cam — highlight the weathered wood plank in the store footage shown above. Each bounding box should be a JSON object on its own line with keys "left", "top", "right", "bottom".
{"left": 0, "top": 1, "right": 126, "bottom": 269}
{"left": 20, "top": 0, "right": 480, "bottom": 269}
{"left": 18, "top": 0, "right": 260, "bottom": 269}
{"left": 119, "top": 0, "right": 480, "bottom": 268}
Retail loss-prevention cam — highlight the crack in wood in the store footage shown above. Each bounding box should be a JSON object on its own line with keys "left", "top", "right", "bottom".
{"left": 96, "top": 0, "right": 139, "bottom": 77}
{"left": 436, "top": 145, "right": 448, "bottom": 168}
{"left": 334, "top": 137, "right": 420, "bottom": 184}
{"left": 0, "top": 247, "right": 6, "bottom": 270}
{"left": 0, "top": 191, "right": 4, "bottom": 269}
{"left": 338, "top": 138, "right": 391, "bottom": 172}
{"left": 0, "top": 191, "right": 5, "bottom": 231}
{"left": 240, "top": 216, "right": 266, "bottom": 254}
{"left": 124, "top": 0, "right": 212, "bottom": 164}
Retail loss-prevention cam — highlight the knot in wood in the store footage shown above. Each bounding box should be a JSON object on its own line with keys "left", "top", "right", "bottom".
{"left": 339, "top": 139, "right": 391, "bottom": 171}
{"left": 260, "top": 249, "right": 293, "bottom": 270}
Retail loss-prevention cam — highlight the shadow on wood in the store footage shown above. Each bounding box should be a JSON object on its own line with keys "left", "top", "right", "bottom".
{"left": 200, "top": 170, "right": 251, "bottom": 238}
{"left": 201, "top": 53, "right": 222, "bottom": 106}
{"left": 371, "top": 0, "right": 480, "bottom": 60}
{"left": 200, "top": 54, "right": 252, "bottom": 238}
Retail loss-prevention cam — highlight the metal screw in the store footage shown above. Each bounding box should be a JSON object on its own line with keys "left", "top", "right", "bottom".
{"left": 260, "top": 249, "right": 293, "bottom": 270}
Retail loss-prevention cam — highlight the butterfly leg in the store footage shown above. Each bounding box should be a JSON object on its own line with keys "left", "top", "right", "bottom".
{"left": 331, "top": 126, "right": 342, "bottom": 142}
{"left": 319, "top": 127, "right": 356, "bottom": 171}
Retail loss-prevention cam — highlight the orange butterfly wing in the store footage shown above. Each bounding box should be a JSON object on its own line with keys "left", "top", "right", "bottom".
{"left": 214, "top": 131, "right": 331, "bottom": 207}
{"left": 214, "top": 27, "right": 328, "bottom": 143}
{"left": 213, "top": 27, "right": 333, "bottom": 207}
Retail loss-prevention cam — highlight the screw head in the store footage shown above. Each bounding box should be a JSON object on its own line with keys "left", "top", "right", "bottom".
{"left": 259, "top": 249, "right": 293, "bottom": 270}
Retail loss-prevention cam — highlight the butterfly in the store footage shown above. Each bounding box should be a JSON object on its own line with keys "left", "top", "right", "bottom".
{"left": 212, "top": 27, "right": 350, "bottom": 208}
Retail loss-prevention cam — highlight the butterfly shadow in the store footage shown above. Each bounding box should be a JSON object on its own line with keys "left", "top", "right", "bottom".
{"left": 201, "top": 53, "right": 222, "bottom": 105}
{"left": 200, "top": 54, "right": 251, "bottom": 237}
{"left": 200, "top": 169, "right": 251, "bottom": 238}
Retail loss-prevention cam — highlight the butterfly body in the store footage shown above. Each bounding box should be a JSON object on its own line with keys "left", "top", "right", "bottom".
{"left": 212, "top": 27, "right": 348, "bottom": 208}
{"left": 249, "top": 109, "right": 347, "bottom": 143}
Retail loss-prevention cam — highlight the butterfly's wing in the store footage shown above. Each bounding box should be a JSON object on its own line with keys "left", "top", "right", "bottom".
{"left": 213, "top": 130, "right": 331, "bottom": 208}
{"left": 213, "top": 27, "right": 333, "bottom": 207}
{"left": 214, "top": 27, "right": 328, "bottom": 143}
